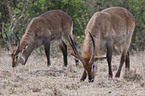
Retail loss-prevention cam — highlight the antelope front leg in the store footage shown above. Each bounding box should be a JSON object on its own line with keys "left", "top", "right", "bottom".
{"left": 106, "top": 43, "right": 113, "bottom": 78}
{"left": 44, "top": 40, "right": 51, "bottom": 66}
{"left": 57, "top": 40, "right": 68, "bottom": 67}
{"left": 125, "top": 51, "right": 130, "bottom": 72}
{"left": 115, "top": 52, "right": 126, "bottom": 77}
{"left": 80, "top": 70, "right": 87, "bottom": 81}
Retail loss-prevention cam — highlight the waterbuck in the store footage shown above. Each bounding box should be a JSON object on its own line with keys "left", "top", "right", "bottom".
{"left": 70, "top": 7, "right": 135, "bottom": 82}
{"left": 5, "top": 10, "right": 75, "bottom": 67}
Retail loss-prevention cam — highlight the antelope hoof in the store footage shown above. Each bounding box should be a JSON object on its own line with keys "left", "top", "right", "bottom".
{"left": 108, "top": 74, "right": 113, "bottom": 79}
{"left": 115, "top": 74, "right": 120, "bottom": 78}
{"left": 80, "top": 79, "right": 85, "bottom": 82}
{"left": 12, "top": 65, "right": 16, "bottom": 68}
{"left": 80, "top": 77, "right": 86, "bottom": 82}
{"left": 47, "top": 63, "right": 51, "bottom": 67}
{"left": 115, "top": 72, "right": 120, "bottom": 78}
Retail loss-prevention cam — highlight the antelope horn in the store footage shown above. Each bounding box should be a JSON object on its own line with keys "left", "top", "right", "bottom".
{"left": 2, "top": 22, "right": 13, "bottom": 53}
{"left": 71, "top": 52, "right": 78, "bottom": 59}
{"left": 14, "top": 32, "right": 20, "bottom": 54}
{"left": 89, "top": 32, "right": 96, "bottom": 64}
{"left": 94, "top": 56, "right": 107, "bottom": 61}
{"left": 69, "top": 35, "right": 86, "bottom": 64}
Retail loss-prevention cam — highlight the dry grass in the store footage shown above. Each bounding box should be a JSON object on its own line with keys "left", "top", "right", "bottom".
{"left": 0, "top": 48, "right": 145, "bottom": 96}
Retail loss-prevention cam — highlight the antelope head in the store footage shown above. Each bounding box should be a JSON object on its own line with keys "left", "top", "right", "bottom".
{"left": 69, "top": 32, "right": 106, "bottom": 82}
{"left": 11, "top": 43, "right": 28, "bottom": 67}
{"left": 3, "top": 32, "right": 28, "bottom": 67}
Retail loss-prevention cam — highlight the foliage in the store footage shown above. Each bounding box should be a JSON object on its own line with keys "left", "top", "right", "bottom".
{"left": 93, "top": 0, "right": 145, "bottom": 50}
{"left": 0, "top": 0, "right": 145, "bottom": 50}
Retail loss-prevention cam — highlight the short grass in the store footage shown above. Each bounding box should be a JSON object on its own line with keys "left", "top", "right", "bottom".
{"left": 0, "top": 48, "right": 145, "bottom": 96}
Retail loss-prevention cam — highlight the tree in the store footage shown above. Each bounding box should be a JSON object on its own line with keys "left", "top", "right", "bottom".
{"left": 0, "top": 0, "right": 145, "bottom": 50}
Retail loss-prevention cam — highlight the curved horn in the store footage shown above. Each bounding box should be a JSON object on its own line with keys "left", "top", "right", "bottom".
{"left": 69, "top": 35, "right": 86, "bottom": 64}
{"left": 14, "top": 32, "right": 20, "bottom": 54}
{"left": 2, "top": 22, "right": 13, "bottom": 53}
{"left": 89, "top": 32, "right": 96, "bottom": 64}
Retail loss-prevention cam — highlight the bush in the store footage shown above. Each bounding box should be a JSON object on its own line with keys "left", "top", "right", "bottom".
{"left": 0, "top": 0, "right": 145, "bottom": 51}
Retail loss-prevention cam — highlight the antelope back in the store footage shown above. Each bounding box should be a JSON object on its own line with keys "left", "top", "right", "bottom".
{"left": 27, "top": 10, "right": 73, "bottom": 40}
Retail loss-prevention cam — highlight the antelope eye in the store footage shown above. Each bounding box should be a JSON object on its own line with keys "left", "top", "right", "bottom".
{"left": 16, "top": 56, "right": 18, "bottom": 59}
{"left": 92, "top": 64, "right": 95, "bottom": 69}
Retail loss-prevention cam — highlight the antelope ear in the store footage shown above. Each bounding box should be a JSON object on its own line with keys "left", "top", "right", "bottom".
{"left": 8, "top": 53, "right": 12, "bottom": 56}
{"left": 71, "top": 52, "right": 79, "bottom": 59}
{"left": 94, "top": 56, "right": 107, "bottom": 61}
{"left": 13, "top": 46, "right": 17, "bottom": 50}
{"left": 20, "top": 45, "right": 28, "bottom": 53}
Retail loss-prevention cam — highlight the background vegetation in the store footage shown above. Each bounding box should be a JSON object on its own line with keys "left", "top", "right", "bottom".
{"left": 0, "top": 0, "right": 145, "bottom": 51}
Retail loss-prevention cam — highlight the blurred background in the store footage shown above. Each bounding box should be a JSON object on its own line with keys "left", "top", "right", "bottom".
{"left": 0, "top": 0, "right": 145, "bottom": 52}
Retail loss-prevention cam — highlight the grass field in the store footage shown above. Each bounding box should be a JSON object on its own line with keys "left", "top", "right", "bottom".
{"left": 0, "top": 48, "right": 145, "bottom": 96}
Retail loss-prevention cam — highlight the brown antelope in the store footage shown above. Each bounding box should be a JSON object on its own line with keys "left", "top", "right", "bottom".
{"left": 70, "top": 7, "right": 135, "bottom": 82}
{"left": 5, "top": 10, "right": 75, "bottom": 67}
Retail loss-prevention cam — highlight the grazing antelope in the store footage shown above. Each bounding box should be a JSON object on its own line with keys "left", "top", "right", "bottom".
{"left": 5, "top": 10, "right": 75, "bottom": 67}
{"left": 70, "top": 7, "right": 135, "bottom": 82}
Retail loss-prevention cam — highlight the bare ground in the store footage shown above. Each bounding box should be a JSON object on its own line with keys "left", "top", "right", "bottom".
{"left": 0, "top": 48, "right": 145, "bottom": 96}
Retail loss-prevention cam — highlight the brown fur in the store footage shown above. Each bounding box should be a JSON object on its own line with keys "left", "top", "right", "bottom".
{"left": 11, "top": 10, "right": 74, "bottom": 67}
{"left": 74, "top": 7, "right": 135, "bottom": 82}
{"left": 83, "top": 7, "right": 135, "bottom": 57}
